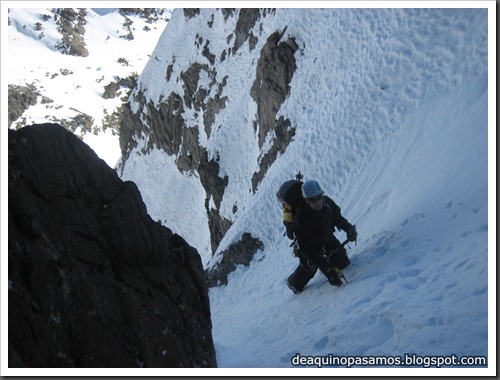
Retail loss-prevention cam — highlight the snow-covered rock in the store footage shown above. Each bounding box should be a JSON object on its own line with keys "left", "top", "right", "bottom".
{"left": 7, "top": 7, "right": 171, "bottom": 167}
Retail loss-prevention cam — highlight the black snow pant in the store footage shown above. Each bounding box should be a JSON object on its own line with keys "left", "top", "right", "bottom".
{"left": 287, "top": 246, "right": 350, "bottom": 292}
{"left": 287, "top": 256, "right": 318, "bottom": 292}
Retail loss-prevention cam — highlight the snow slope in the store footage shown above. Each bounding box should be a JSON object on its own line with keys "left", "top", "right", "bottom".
{"left": 210, "top": 73, "right": 490, "bottom": 372}
{"left": 119, "top": 6, "right": 494, "bottom": 375}
{"left": 5, "top": 7, "right": 171, "bottom": 167}
{"left": 214, "top": 9, "right": 493, "bottom": 373}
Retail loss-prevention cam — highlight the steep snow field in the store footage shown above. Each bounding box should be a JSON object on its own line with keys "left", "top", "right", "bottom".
{"left": 119, "top": 6, "right": 494, "bottom": 375}
{"left": 134, "top": 7, "right": 492, "bottom": 375}
{"left": 210, "top": 73, "right": 491, "bottom": 373}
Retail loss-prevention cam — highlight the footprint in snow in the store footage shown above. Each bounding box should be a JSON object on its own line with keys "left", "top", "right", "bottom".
{"left": 313, "top": 336, "right": 329, "bottom": 350}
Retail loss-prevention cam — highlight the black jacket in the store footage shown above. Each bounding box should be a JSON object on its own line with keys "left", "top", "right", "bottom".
{"left": 293, "top": 195, "right": 352, "bottom": 265}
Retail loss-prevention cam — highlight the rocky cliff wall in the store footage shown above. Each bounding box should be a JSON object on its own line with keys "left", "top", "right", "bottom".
{"left": 119, "top": 8, "right": 298, "bottom": 257}
{"left": 8, "top": 123, "right": 216, "bottom": 367}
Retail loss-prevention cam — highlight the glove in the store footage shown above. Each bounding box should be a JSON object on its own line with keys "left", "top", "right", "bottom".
{"left": 346, "top": 225, "right": 357, "bottom": 242}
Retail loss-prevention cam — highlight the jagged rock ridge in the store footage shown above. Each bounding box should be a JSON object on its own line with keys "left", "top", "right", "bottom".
{"left": 8, "top": 123, "right": 217, "bottom": 367}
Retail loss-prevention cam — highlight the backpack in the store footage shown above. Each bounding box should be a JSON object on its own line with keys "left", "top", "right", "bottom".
{"left": 276, "top": 172, "right": 306, "bottom": 239}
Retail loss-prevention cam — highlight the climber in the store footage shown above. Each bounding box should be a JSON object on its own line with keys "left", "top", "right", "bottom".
{"left": 286, "top": 179, "right": 357, "bottom": 293}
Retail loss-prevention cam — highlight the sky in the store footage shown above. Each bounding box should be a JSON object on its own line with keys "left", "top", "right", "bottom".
{"left": 2, "top": 2, "right": 496, "bottom": 376}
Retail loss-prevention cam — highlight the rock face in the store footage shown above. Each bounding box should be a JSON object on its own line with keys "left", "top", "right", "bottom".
{"left": 205, "top": 233, "right": 264, "bottom": 288}
{"left": 119, "top": 8, "right": 298, "bottom": 258}
{"left": 8, "top": 123, "right": 217, "bottom": 368}
{"left": 8, "top": 84, "right": 39, "bottom": 127}
{"left": 54, "top": 8, "right": 89, "bottom": 57}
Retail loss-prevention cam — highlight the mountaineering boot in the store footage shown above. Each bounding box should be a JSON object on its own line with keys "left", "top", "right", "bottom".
{"left": 286, "top": 261, "right": 318, "bottom": 293}
{"left": 286, "top": 277, "right": 302, "bottom": 294}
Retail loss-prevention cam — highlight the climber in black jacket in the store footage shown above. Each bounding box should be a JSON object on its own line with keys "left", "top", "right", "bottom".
{"left": 287, "top": 180, "right": 357, "bottom": 293}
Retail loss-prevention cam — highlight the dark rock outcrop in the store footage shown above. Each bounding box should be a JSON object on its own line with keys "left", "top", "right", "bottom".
{"left": 8, "top": 82, "right": 94, "bottom": 135}
{"left": 54, "top": 9, "right": 89, "bottom": 57}
{"left": 250, "top": 30, "right": 298, "bottom": 192}
{"left": 8, "top": 123, "right": 217, "bottom": 368}
{"left": 205, "top": 233, "right": 264, "bottom": 288}
{"left": 8, "top": 84, "right": 38, "bottom": 127}
{"left": 118, "top": 8, "right": 171, "bottom": 24}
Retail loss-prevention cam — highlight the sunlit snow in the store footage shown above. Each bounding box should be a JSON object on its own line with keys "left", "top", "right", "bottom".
{"left": 6, "top": 7, "right": 171, "bottom": 167}
{"left": 121, "top": 7, "right": 494, "bottom": 374}
{"left": 3, "top": 3, "right": 495, "bottom": 376}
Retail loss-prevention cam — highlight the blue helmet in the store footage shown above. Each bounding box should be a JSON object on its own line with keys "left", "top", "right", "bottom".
{"left": 301, "top": 180, "right": 323, "bottom": 199}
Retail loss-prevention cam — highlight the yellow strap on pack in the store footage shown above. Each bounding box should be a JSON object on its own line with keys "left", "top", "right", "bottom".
{"left": 283, "top": 204, "right": 293, "bottom": 223}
